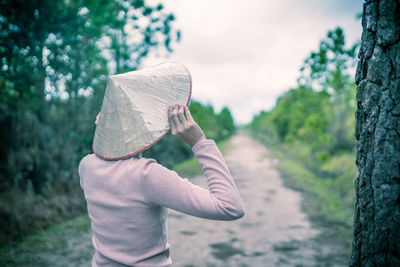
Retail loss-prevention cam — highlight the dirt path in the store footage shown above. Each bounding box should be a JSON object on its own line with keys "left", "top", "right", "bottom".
{"left": 35, "top": 132, "right": 348, "bottom": 266}
{"left": 168, "top": 132, "right": 348, "bottom": 266}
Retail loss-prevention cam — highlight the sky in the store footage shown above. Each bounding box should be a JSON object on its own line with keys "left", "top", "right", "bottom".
{"left": 143, "top": 0, "right": 363, "bottom": 125}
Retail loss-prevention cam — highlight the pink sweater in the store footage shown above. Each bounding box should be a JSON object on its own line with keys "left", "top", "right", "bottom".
{"left": 78, "top": 139, "right": 245, "bottom": 266}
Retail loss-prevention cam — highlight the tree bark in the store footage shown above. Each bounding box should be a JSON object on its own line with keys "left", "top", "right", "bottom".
{"left": 351, "top": 0, "right": 400, "bottom": 266}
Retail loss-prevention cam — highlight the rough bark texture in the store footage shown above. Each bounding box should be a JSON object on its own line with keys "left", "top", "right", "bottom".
{"left": 351, "top": 0, "right": 400, "bottom": 266}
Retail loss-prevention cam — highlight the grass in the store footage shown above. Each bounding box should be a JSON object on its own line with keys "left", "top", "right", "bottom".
{"left": 277, "top": 157, "right": 355, "bottom": 226}
{"left": 276, "top": 157, "right": 356, "bottom": 251}
{"left": 173, "top": 137, "right": 233, "bottom": 178}
{"left": 0, "top": 214, "right": 91, "bottom": 266}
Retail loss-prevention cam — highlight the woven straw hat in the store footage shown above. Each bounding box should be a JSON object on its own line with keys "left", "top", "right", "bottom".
{"left": 93, "top": 62, "right": 192, "bottom": 160}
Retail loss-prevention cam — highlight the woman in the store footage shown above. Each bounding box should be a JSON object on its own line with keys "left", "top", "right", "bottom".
{"left": 79, "top": 64, "right": 245, "bottom": 267}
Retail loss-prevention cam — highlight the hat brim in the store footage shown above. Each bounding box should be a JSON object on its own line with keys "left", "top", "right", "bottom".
{"left": 92, "top": 62, "right": 192, "bottom": 160}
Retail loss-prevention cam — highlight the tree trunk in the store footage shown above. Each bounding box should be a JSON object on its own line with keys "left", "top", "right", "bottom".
{"left": 351, "top": 0, "right": 400, "bottom": 266}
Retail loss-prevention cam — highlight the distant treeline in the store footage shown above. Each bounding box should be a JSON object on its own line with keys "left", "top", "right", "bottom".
{"left": 248, "top": 27, "right": 359, "bottom": 230}
{"left": 0, "top": 0, "right": 235, "bottom": 245}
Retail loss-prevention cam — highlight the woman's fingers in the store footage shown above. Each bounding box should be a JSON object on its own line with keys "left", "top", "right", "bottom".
{"left": 168, "top": 104, "right": 205, "bottom": 146}
{"left": 169, "top": 104, "right": 186, "bottom": 134}
{"left": 172, "top": 105, "right": 182, "bottom": 130}
{"left": 168, "top": 106, "right": 177, "bottom": 133}
{"left": 169, "top": 104, "right": 194, "bottom": 136}
{"left": 177, "top": 105, "right": 187, "bottom": 125}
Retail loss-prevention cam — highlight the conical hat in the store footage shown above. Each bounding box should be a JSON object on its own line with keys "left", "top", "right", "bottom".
{"left": 93, "top": 62, "right": 192, "bottom": 160}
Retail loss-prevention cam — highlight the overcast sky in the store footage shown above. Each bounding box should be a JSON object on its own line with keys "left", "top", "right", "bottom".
{"left": 143, "top": 0, "right": 363, "bottom": 125}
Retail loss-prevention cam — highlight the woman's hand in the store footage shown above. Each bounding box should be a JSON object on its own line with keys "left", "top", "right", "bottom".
{"left": 168, "top": 104, "right": 206, "bottom": 147}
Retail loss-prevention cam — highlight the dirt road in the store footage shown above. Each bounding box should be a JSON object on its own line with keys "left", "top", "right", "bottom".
{"left": 167, "top": 133, "right": 348, "bottom": 266}
{"left": 35, "top": 133, "right": 349, "bottom": 266}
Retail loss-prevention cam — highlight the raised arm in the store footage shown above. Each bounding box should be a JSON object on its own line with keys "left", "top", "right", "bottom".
{"left": 140, "top": 105, "right": 245, "bottom": 220}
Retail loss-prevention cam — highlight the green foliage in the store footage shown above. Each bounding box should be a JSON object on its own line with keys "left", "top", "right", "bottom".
{"left": 173, "top": 157, "right": 202, "bottom": 178}
{"left": 190, "top": 100, "right": 235, "bottom": 142}
{"left": 250, "top": 27, "right": 358, "bottom": 159}
{"left": 277, "top": 154, "right": 355, "bottom": 227}
{"left": 271, "top": 88, "right": 331, "bottom": 143}
{"left": 0, "top": 0, "right": 179, "bottom": 190}
{"left": 298, "top": 27, "right": 358, "bottom": 93}
{"left": 250, "top": 87, "right": 335, "bottom": 163}
{"left": 105, "top": 0, "right": 180, "bottom": 73}
{"left": 298, "top": 27, "right": 358, "bottom": 151}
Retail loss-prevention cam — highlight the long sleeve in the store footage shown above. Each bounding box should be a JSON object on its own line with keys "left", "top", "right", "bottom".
{"left": 140, "top": 139, "right": 245, "bottom": 221}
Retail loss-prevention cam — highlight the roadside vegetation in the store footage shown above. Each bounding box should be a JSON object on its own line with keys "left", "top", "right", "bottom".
{"left": 247, "top": 27, "right": 359, "bottom": 247}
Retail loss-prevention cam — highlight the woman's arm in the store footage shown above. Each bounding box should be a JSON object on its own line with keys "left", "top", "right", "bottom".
{"left": 139, "top": 105, "right": 245, "bottom": 220}
{"left": 140, "top": 139, "right": 245, "bottom": 220}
